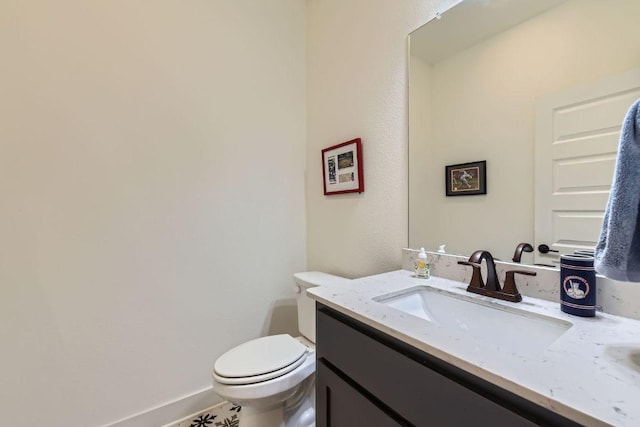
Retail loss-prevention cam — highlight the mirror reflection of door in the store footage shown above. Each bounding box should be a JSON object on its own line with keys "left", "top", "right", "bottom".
{"left": 534, "top": 69, "right": 640, "bottom": 266}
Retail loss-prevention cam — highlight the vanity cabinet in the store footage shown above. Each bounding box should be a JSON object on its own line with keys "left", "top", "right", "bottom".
{"left": 315, "top": 304, "right": 581, "bottom": 427}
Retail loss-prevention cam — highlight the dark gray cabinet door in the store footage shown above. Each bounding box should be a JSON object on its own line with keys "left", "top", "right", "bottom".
{"left": 316, "top": 360, "right": 403, "bottom": 427}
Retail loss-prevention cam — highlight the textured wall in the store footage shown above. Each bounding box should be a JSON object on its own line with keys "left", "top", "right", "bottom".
{"left": 306, "top": 0, "right": 459, "bottom": 278}
{"left": 0, "top": 1, "right": 306, "bottom": 425}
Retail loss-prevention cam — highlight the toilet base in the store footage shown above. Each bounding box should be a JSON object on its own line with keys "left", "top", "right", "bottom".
{"left": 239, "top": 405, "right": 284, "bottom": 427}
{"left": 235, "top": 375, "right": 315, "bottom": 427}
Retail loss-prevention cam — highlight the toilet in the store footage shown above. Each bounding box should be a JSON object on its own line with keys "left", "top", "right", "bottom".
{"left": 211, "top": 272, "right": 350, "bottom": 427}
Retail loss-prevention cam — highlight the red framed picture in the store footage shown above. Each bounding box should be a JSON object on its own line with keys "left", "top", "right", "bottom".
{"left": 322, "top": 138, "right": 364, "bottom": 195}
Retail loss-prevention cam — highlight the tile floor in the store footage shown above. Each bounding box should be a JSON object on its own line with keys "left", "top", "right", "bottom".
{"left": 171, "top": 401, "right": 241, "bottom": 427}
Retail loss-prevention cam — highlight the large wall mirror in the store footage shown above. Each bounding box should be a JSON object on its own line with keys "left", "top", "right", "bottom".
{"left": 409, "top": 0, "right": 640, "bottom": 266}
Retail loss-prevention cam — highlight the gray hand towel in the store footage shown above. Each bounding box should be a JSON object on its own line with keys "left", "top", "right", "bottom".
{"left": 594, "top": 99, "right": 640, "bottom": 282}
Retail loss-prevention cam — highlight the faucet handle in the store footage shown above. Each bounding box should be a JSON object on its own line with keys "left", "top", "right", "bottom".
{"left": 458, "top": 261, "right": 481, "bottom": 268}
{"left": 502, "top": 270, "right": 536, "bottom": 302}
{"left": 457, "top": 261, "right": 484, "bottom": 289}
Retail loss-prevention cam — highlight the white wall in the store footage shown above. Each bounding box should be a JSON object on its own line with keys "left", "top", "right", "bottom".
{"left": 0, "top": 1, "right": 306, "bottom": 425}
{"left": 409, "top": 0, "right": 640, "bottom": 260}
{"left": 409, "top": 55, "right": 433, "bottom": 257}
{"left": 306, "top": 0, "right": 459, "bottom": 278}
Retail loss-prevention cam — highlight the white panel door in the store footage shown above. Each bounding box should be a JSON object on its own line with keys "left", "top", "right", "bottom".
{"left": 535, "top": 68, "right": 640, "bottom": 266}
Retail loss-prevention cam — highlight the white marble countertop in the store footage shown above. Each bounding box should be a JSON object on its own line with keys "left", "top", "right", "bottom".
{"left": 308, "top": 270, "right": 640, "bottom": 427}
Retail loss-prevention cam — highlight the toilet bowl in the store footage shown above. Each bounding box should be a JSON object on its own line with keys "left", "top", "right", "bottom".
{"left": 211, "top": 272, "right": 350, "bottom": 427}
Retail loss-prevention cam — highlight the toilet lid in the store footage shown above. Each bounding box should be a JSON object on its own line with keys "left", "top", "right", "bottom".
{"left": 213, "top": 335, "right": 308, "bottom": 385}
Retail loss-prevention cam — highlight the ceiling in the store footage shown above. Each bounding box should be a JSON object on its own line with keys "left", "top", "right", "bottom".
{"left": 410, "top": 0, "right": 567, "bottom": 63}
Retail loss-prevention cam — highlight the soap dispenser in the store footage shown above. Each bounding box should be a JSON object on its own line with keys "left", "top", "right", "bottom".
{"left": 415, "top": 247, "right": 430, "bottom": 279}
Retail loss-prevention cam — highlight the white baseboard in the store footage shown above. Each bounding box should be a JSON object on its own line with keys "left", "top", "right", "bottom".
{"left": 105, "top": 387, "right": 221, "bottom": 427}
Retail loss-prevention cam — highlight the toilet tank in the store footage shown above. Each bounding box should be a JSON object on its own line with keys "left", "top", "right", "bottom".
{"left": 293, "top": 271, "right": 350, "bottom": 343}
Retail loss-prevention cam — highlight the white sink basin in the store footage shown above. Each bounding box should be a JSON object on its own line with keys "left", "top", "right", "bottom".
{"left": 374, "top": 285, "right": 572, "bottom": 354}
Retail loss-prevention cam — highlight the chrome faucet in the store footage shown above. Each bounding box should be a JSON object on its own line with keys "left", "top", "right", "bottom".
{"left": 458, "top": 250, "right": 536, "bottom": 303}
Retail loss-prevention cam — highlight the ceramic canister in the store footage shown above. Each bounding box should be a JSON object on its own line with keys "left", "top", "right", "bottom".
{"left": 560, "top": 254, "right": 596, "bottom": 317}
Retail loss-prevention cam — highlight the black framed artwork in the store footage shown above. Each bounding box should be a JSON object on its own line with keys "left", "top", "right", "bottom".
{"left": 445, "top": 160, "right": 486, "bottom": 196}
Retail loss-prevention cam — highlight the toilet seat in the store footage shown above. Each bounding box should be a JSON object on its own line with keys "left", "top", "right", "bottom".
{"left": 213, "top": 334, "right": 308, "bottom": 385}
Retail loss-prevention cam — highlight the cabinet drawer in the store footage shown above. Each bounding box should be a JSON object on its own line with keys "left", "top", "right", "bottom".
{"left": 317, "top": 306, "right": 537, "bottom": 427}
